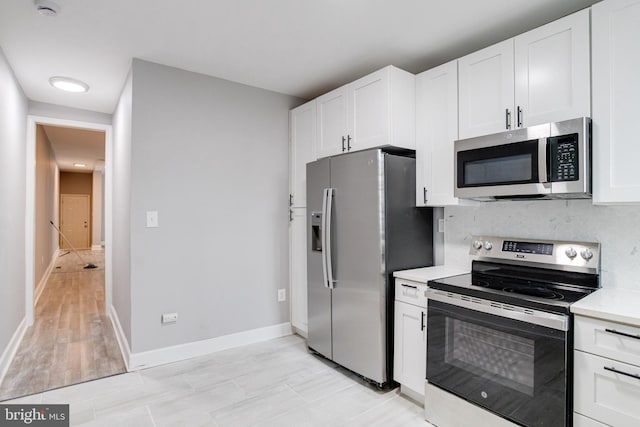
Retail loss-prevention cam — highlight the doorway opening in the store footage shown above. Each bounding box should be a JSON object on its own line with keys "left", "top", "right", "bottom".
{"left": 0, "top": 117, "right": 123, "bottom": 401}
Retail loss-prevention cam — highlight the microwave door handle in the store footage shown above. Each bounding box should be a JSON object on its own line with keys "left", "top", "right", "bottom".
{"left": 538, "top": 138, "right": 549, "bottom": 183}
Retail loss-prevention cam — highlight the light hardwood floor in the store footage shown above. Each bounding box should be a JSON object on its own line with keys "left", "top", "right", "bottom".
{"left": 5, "top": 335, "right": 431, "bottom": 426}
{"left": 0, "top": 249, "right": 126, "bottom": 401}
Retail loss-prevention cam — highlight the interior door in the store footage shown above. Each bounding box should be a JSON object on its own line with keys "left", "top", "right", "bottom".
{"left": 330, "top": 149, "right": 386, "bottom": 383}
{"left": 60, "top": 194, "right": 91, "bottom": 249}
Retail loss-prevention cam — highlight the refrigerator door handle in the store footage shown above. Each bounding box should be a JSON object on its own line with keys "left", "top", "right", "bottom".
{"left": 325, "top": 188, "right": 336, "bottom": 288}
{"left": 321, "top": 189, "right": 329, "bottom": 289}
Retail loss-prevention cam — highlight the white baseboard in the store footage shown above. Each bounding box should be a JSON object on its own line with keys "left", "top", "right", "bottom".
{"left": 0, "top": 318, "right": 27, "bottom": 386}
{"left": 91, "top": 245, "right": 102, "bottom": 251}
{"left": 128, "top": 322, "right": 293, "bottom": 371}
{"left": 34, "top": 248, "right": 60, "bottom": 306}
{"left": 109, "top": 305, "right": 131, "bottom": 372}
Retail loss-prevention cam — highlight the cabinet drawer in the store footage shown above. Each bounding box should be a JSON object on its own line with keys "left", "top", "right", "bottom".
{"left": 394, "top": 279, "right": 428, "bottom": 307}
{"left": 574, "top": 413, "right": 608, "bottom": 427}
{"left": 575, "top": 316, "right": 640, "bottom": 366}
{"left": 575, "top": 351, "right": 640, "bottom": 427}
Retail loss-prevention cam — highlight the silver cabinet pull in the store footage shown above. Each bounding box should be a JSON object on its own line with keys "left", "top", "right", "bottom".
{"left": 517, "top": 106, "right": 523, "bottom": 128}
{"left": 605, "top": 328, "right": 640, "bottom": 340}
{"left": 423, "top": 187, "right": 427, "bottom": 204}
{"left": 347, "top": 135, "right": 352, "bottom": 151}
{"left": 505, "top": 108, "right": 512, "bottom": 130}
{"left": 341, "top": 136, "right": 346, "bottom": 152}
{"left": 604, "top": 366, "right": 640, "bottom": 381}
{"left": 401, "top": 284, "right": 417, "bottom": 289}
{"left": 421, "top": 311, "right": 426, "bottom": 331}
{"left": 289, "top": 194, "right": 293, "bottom": 207}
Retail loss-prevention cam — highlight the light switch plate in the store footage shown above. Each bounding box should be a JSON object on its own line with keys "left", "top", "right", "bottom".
{"left": 146, "top": 211, "right": 159, "bottom": 228}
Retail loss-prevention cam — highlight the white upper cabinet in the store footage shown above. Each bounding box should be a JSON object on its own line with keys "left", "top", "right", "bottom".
{"left": 459, "top": 40, "right": 514, "bottom": 139}
{"left": 515, "top": 9, "right": 590, "bottom": 127}
{"left": 316, "top": 86, "right": 349, "bottom": 159}
{"left": 315, "top": 66, "right": 415, "bottom": 158}
{"left": 289, "top": 100, "right": 317, "bottom": 208}
{"left": 415, "top": 60, "right": 459, "bottom": 206}
{"left": 459, "top": 10, "right": 590, "bottom": 139}
{"left": 592, "top": 0, "right": 640, "bottom": 204}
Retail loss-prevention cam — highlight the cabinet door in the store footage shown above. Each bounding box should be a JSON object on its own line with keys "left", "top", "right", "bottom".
{"left": 459, "top": 39, "right": 514, "bottom": 139}
{"left": 416, "top": 61, "right": 459, "bottom": 207}
{"left": 592, "top": 0, "right": 640, "bottom": 204}
{"left": 316, "top": 86, "right": 348, "bottom": 158}
{"left": 349, "top": 67, "right": 390, "bottom": 151}
{"left": 289, "top": 207, "right": 308, "bottom": 335}
{"left": 515, "top": 9, "right": 590, "bottom": 128}
{"left": 289, "top": 101, "right": 316, "bottom": 208}
{"left": 393, "top": 301, "right": 426, "bottom": 396}
{"left": 574, "top": 350, "right": 640, "bottom": 427}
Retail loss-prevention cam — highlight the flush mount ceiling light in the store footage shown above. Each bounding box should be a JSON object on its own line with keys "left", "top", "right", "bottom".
{"left": 34, "top": 0, "right": 60, "bottom": 16}
{"left": 73, "top": 163, "right": 86, "bottom": 168}
{"left": 49, "top": 76, "right": 90, "bottom": 93}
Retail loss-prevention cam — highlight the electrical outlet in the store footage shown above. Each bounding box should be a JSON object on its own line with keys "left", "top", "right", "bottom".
{"left": 161, "top": 312, "right": 178, "bottom": 324}
{"left": 277, "top": 288, "right": 286, "bottom": 302}
{"left": 146, "top": 211, "right": 159, "bottom": 228}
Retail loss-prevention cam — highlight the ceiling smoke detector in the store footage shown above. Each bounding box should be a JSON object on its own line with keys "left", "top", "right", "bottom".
{"left": 34, "top": 0, "right": 60, "bottom": 17}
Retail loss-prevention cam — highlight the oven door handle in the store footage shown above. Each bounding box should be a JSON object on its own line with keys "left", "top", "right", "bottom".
{"left": 426, "top": 289, "right": 569, "bottom": 331}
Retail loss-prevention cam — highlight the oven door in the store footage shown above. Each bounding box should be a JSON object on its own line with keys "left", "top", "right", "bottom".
{"left": 426, "top": 297, "right": 570, "bottom": 427}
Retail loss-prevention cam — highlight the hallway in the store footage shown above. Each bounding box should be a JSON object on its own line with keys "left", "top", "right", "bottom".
{"left": 0, "top": 249, "right": 125, "bottom": 401}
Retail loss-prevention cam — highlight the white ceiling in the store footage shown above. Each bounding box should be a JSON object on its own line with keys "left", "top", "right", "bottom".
{"left": 0, "top": 0, "right": 599, "bottom": 114}
{"left": 41, "top": 125, "right": 105, "bottom": 172}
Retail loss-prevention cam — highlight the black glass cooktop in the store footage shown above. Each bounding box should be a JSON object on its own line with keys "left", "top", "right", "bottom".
{"left": 428, "top": 261, "right": 599, "bottom": 314}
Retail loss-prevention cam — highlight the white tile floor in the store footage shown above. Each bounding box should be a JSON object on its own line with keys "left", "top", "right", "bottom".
{"left": 4, "top": 334, "right": 432, "bottom": 426}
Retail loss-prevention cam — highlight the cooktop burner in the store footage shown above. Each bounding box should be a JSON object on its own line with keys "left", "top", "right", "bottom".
{"left": 503, "top": 286, "right": 564, "bottom": 300}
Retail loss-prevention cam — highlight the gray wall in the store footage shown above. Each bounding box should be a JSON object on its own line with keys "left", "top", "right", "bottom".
{"left": 35, "top": 125, "right": 59, "bottom": 288}
{"left": 127, "top": 59, "right": 301, "bottom": 352}
{"left": 29, "top": 101, "right": 112, "bottom": 125}
{"left": 112, "top": 71, "right": 133, "bottom": 345}
{"left": 0, "top": 47, "right": 27, "bottom": 357}
{"left": 444, "top": 200, "right": 640, "bottom": 289}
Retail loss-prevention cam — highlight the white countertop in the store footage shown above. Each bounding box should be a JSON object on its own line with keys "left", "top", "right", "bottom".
{"left": 571, "top": 287, "right": 640, "bottom": 327}
{"left": 393, "top": 265, "right": 469, "bottom": 284}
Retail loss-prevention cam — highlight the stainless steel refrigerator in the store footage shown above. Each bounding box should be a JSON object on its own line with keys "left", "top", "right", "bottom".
{"left": 306, "top": 147, "right": 433, "bottom": 387}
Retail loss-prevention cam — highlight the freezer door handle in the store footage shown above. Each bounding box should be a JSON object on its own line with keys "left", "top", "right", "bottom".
{"left": 325, "top": 188, "right": 336, "bottom": 288}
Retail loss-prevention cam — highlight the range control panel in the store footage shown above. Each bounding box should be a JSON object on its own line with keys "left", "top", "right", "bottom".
{"left": 469, "top": 235, "right": 600, "bottom": 273}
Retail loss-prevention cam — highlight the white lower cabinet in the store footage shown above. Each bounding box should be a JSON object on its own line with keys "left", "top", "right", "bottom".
{"left": 393, "top": 279, "right": 427, "bottom": 399}
{"left": 289, "top": 207, "right": 308, "bottom": 335}
{"left": 574, "top": 315, "right": 640, "bottom": 426}
{"left": 574, "top": 413, "right": 609, "bottom": 427}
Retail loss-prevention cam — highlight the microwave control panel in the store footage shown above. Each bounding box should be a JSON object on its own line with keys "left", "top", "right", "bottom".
{"left": 549, "top": 133, "right": 579, "bottom": 182}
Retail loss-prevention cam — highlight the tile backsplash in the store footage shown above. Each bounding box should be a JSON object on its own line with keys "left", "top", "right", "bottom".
{"left": 444, "top": 200, "right": 640, "bottom": 289}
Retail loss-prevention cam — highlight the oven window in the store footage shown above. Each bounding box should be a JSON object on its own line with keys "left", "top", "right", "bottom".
{"left": 457, "top": 140, "right": 539, "bottom": 187}
{"left": 445, "top": 318, "right": 534, "bottom": 396}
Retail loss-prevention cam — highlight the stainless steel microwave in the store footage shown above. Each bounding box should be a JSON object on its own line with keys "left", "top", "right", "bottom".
{"left": 454, "top": 117, "right": 591, "bottom": 201}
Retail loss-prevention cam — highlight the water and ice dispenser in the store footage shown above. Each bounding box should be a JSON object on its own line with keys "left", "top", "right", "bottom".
{"left": 311, "top": 212, "right": 322, "bottom": 251}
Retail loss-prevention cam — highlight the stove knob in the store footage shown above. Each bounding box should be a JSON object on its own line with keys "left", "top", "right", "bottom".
{"left": 484, "top": 241, "right": 493, "bottom": 250}
{"left": 473, "top": 240, "right": 483, "bottom": 250}
{"left": 565, "top": 247, "right": 577, "bottom": 259}
{"left": 581, "top": 248, "right": 594, "bottom": 261}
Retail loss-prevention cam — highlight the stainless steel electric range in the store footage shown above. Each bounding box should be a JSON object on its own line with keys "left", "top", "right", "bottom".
{"left": 425, "top": 236, "right": 600, "bottom": 427}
